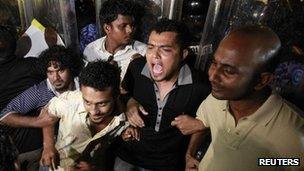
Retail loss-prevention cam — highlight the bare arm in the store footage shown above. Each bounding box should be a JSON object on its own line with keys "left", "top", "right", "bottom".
{"left": 40, "top": 108, "right": 60, "bottom": 170}
{"left": 0, "top": 111, "right": 56, "bottom": 128}
{"left": 126, "top": 97, "right": 148, "bottom": 128}
{"left": 185, "top": 125, "right": 208, "bottom": 171}
{"left": 171, "top": 115, "right": 205, "bottom": 135}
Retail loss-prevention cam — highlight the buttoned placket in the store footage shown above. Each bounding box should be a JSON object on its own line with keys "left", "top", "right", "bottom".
{"left": 153, "top": 84, "right": 177, "bottom": 132}
{"left": 224, "top": 108, "right": 257, "bottom": 150}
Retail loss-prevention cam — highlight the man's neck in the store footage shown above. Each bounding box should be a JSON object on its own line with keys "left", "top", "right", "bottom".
{"left": 155, "top": 74, "right": 179, "bottom": 101}
{"left": 90, "top": 115, "right": 114, "bottom": 135}
{"left": 105, "top": 37, "right": 127, "bottom": 54}
{"left": 56, "top": 79, "right": 75, "bottom": 94}
{"left": 228, "top": 90, "right": 271, "bottom": 125}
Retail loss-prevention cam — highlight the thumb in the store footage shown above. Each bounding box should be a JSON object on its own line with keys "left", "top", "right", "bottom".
{"left": 139, "top": 106, "right": 148, "bottom": 115}
{"left": 171, "top": 120, "right": 177, "bottom": 126}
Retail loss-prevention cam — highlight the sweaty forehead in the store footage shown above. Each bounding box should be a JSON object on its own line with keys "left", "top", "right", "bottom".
{"left": 148, "top": 31, "right": 178, "bottom": 45}
{"left": 215, "top": 37, "right": 261, "bottom": 68}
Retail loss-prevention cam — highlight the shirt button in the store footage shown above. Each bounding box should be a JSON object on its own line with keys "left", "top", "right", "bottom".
{"left": 159, "top": 107, "right": 162, "bottom": 110}
{"left": 227, "top": 128, "right": 231, "bottom": 133}
{"left": 158, "top": 114, "right": 161, "bottom": 117}
{"left": 156, "top": 122, "right": 160, "bottom": 124}
{"left": 157, "top": 98, "right": 160, "bottom": 101}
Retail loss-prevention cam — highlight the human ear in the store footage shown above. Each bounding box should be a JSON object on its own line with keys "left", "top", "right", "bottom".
{"left": 182, "top": 49, "right": 189, "bottom": 60}
{"left": 103, "top": 24, "right": 111, "bottom": 34}
{"left": 254, "top": 72, "right": 274, "bottom": 90}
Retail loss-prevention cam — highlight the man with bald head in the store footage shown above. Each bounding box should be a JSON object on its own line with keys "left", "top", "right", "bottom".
{"left": 185, "top": 25, "right": 304, "bottom": 171}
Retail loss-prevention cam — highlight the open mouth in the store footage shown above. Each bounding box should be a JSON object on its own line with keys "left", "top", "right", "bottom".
{"left": 152, "top": 63, "right": 163, "bottom": 76}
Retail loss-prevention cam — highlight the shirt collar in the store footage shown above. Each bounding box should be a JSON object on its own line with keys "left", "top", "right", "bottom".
{"left": 140, "top": 62, "right": 193, "bottom": 86}
{"left": 223, "top": 93, "right": 283, "bottom": 126}
{"left": 46, "top": 77, "right": 80, "bottom": 97}
{"left": 101, "top": 36, "right": 133, "bottom": 56}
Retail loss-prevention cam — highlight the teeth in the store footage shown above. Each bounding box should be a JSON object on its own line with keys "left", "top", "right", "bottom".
{"left": 153, "top": 64, "right": 163, "bottom": 74}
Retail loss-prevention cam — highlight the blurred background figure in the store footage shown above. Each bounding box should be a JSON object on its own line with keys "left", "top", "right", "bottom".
{"left": 0, "top": 129, "right": 20, "bottom": 171}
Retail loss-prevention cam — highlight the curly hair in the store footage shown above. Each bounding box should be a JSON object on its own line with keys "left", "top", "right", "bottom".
{"left": 99, "top": 0, "right": 135, "bottom": 25}
{"left": 0, "top": 25, "right": 16, "bottom": 59}
{"left": 39, "top": 45, "right": 84, "bottom": 77}
{"left": 79, "top": 60, "right": 121, "bottom": 98}
{"left": 148, "top": 19, "right": 191, "bottom": 50}
{"left": 0, "top": 129, "right": 18, "bottom": 171}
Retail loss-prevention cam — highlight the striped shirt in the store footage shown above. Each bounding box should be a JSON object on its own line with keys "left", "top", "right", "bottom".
{"left": 0, "top": 78, "right": 79, "bottom": 120}
{"left": 0, "top": 78, "right": 79, "bottom": 153}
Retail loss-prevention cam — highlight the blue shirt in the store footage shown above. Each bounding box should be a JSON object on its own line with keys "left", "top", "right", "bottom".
{"left": 0, "top": 80, "right": 56, "bottom": 153}
{"left": 0, "top": 78, "right": 79, "bottom": 153}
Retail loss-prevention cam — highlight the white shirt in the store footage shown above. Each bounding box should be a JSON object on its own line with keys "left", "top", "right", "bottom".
{"left": 83, "top": 36, "right": 146, "bottom": 79}
{"left": 48, "top": 90, "right": 129, "bottom": 170}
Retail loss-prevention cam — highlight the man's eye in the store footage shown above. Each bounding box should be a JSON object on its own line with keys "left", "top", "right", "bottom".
{"left": 223, "top": 67, "right": 236, "bottom": 75}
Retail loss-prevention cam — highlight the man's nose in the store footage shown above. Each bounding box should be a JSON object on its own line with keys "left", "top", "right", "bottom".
{"left": 126, "top": 25, "right": 133, "bottom": 34}
{"left": 89, "top": 105, "right": 99, "bottom": 115}
{"left": 208, "top": 67, "right": 220, "bottom": 82}
{"left": 53, "top": 72, "right": 60, "bottom": 80}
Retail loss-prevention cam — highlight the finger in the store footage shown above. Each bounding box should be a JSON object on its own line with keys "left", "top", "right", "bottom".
{"left": 171, "top": 120, "right": 178, "bottom": 126}
{"left": 139, "top": 106, "right": 148, "bottom": 115}
{"left": 133, "top": 128, "right": 140, "bottom": 141}
{"left": 126, "top": 112, "right": 141, "bottom": 127}
{"left": 129, "top": 110, "right": 145, "bottom": 127}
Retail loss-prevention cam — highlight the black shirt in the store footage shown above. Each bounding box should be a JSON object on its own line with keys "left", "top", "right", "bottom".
{"left": 0, "top": 56, "right": 44, "bottom": 153}
{"left": 0, "top": 56, "right": 44, "bottom": 111}
{"left": 116, "top": 57, "right": 210, "bottom": 170}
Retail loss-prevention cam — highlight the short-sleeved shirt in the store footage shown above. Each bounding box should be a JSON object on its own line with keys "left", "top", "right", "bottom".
{"left": 197, "top": 94, "right": 304, "bottom": 171}
{"left": 0, "top": 78, "right": 79, "bottom": 153}
{"left": 116, "top": 57, "right": 210, "bottom": 170}
{"left": 48, "top": 90, "right": 129, "bottom": 169}
{"left": 83, "top": 36, "right": 146, "bottom": 79}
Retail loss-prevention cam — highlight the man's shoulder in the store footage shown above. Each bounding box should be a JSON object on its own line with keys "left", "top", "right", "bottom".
{"left": 279, "top": 98, "right": 304, "bottom": 125}
{"left": 132, "top": 40, "right": 147, "bottom": 55}
{"left": 83, "top": 37, "right": 105, "bottom": 60}
{"left": 85, "top": 37, "right": 105, "bottom": 48}
{"left": 129, "top": 57, "right": 147, "bottom": 71}
{"left": 57, "top": 90, "right": 82, "bottom": 100}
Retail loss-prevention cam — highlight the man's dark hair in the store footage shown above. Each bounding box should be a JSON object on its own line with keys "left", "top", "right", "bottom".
{"left": 0, "top": 129, "right": 18, "bottom": 171}
{"left": 79, "top": 60, "right": 121, "bottom": 98}
{"left": 0, "top": 25, "right": 16, "bottom": 60}
{"left": 148, "top": 19, "right": 191, "bottom": 49}
{"left": 39, "top": 45, "right": 84, "bottom": 77}
{"left": 99, "top": 0, "right": 134, "bottom": 25}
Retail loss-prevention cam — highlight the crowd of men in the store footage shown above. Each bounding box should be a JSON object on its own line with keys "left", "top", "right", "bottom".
{"left": 0, "top": 0, "right": 303, "bottom": 171}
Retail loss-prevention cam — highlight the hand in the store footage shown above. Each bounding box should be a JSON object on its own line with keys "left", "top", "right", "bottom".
{"left": 40, "top": 145, "right": 60, "bottom": 170}
{"left": 171, "top": 115, "right": 204, "bottom": 135}
{"left": 121, "top": 126, "right": 140, "bottom": 141}
{"left": 74, "top": 161, "right": 94, "bottom": 171}
{"left": 126, "top": 98, "right": 148, "bottom": 128}
{"left": 37, "top": 108, "right": 58, "bottom": 127}
{"left": 185, "top": 153, "right": 199, "bottom": 171}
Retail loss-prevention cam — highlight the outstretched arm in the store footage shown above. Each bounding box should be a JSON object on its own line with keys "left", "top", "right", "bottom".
{"left": 0, "top": 84, "right": 54, "bottom": 128}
